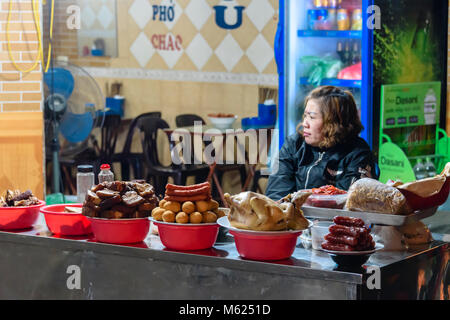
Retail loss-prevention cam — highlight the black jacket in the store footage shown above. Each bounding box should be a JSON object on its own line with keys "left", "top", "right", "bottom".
{"left": 265, "top": 133, "right": 379, "bottom": 200}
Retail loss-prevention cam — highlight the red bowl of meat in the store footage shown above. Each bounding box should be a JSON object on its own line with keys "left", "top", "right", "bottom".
{"left": 217, "top": 216, "right": 308, "bottom": 261}
{"left": 0, "top": 200, "right": 45, "bottom": 230}
{"left": 87, "top": 217, "right": 150, "bottom": 244}
{"left": 40, "top": 204, "right": 92, "bottom": 236}
{"left": 230, "top": 229, "right": 303, "bottom": 261}
{"left": 152, "top": 219, "right": 219, "bottom": 251}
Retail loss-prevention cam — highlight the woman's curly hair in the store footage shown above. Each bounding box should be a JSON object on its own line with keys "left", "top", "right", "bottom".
{"left": 298, "top": 86, "right": 364, "bottom": 149}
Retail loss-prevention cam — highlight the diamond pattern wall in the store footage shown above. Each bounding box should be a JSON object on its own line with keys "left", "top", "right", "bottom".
{"left": 127, "top": 0, "right": 277, "bottom": 74}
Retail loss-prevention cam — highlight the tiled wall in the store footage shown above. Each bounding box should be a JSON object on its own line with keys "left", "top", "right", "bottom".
{"left": 0, "top": 0, "right": 42, "bottom": 112}
{"left": 44, "top": 0, "right": 279, "bottom": 129}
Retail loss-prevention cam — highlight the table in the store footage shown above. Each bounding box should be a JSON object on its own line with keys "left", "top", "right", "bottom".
{"left": 0, "top": 214, "right": 448, "bottom": 299}
{"left": 163, "top": 125, "right": 275, "bottom": 204}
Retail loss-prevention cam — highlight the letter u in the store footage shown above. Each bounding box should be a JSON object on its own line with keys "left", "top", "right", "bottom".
{"left": 213, "top": 5, "right": 245, "bottom": 30}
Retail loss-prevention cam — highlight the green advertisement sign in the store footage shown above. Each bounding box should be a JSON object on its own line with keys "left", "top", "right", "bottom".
{"left": 378, "top": 140, "right": 416, "bottom": 184}
{"left": 380, "top": 82, "right": 441, "bottom": 129}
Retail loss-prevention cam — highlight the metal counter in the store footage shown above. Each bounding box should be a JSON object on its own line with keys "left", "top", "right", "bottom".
{"left": 0, "top": 214, "right": 448, "bottom": 300}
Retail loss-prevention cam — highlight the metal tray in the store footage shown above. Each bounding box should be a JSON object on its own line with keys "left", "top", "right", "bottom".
{"left": 301, "top": 205, "right": 438, "bottom": 226}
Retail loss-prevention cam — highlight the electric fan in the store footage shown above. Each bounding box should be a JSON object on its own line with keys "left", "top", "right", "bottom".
{"left": 44, "top": 58, "right": 105, "bottom": 193}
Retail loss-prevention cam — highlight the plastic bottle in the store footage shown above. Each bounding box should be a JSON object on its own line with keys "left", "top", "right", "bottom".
{"left": 98, "top": 164, "right": 115, "bottom": 183}
{"left": 77, "top": 165, "right": 95, "bottom": 203}
{"left": 413, "top": 159, "right": 428, "bottom": 180}
{"left": 424, "top": 157, "right": 436, "bottom": 177}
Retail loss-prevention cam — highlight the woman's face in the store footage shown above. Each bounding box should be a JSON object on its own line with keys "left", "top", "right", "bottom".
{"left": 302, "top": 99, "right": 324, "bottom": 147}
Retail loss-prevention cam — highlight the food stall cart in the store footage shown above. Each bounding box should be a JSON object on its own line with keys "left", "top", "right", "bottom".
{"left": 0, "top": 213, "right": 448, "bottom": 300}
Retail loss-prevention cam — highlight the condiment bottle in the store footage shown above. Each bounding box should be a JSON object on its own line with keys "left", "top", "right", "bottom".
{"left": 77, "top": 165, "right": 94, "bottom": 203}
{"left": 98, "top": 164, "right": 115, "bottom": 183}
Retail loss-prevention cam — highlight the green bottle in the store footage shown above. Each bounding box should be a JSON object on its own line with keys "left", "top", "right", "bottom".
{"left": 411, "top": 11, "right": 431, "bottom": 57}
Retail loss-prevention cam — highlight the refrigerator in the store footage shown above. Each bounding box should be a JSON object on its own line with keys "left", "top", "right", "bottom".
{"left": 275, "top": 0, "right": 448, "bottom": 182}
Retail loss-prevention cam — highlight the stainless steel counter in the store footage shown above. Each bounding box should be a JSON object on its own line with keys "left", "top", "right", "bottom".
{"left": 0, "top": 214, "right": 448, "bottom": 300}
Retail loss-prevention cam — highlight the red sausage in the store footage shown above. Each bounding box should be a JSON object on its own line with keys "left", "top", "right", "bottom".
{"left": 164, "top": 194, "right": 211, "bottom": 202}
{"left": 324, "top": 234, "right": 359, "bottom": 247}
{"left": 166, "top": 182, "right": 210, "bottom": 191}
{"left": 165, "top": 185, "right": 211, "bottom": 197}
{"left": 333, "top": 216, "right": 365, "bottom": 228}
{"left": 329, "top": 225, "right": 369, "bottom": 238}
{"left": 321, "top": 242, "right": 355, "bottom": 252}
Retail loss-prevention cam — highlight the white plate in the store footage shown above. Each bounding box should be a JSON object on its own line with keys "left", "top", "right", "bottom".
{"left": 321, "top": 243, "right": 384, "bottom": 256}
{"left": 217, "top": 216, "right": 313, "bottom": 236}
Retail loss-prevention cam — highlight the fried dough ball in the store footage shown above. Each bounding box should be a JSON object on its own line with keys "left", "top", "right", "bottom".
{"left": 159, "top": 199, "right": 167, "bottom": 208}
{"left": 207, "top": 199, "right": 219, "bottom": 211}
{"left": 151, "top": 207, "right": 165, "bottom": 221}
{"left": 176, "top": 212, "right": 189, "bottom": 224}
{"left": 189, "top": 212, "right": 203, "bottom": 224}
{"left": 181, "top": 201, "right": 195, "bottom": 214}
{"left": 163, "top": 201, "right": 181, "bottom": 213}
{"left": 214, "top": 208, "right": 226, "bottom": 218}
{"left": 202, "top": 211, "right": 217, "bottom": 223}
{"left": 195, "top": 200, "right": 209, "bottom": 212}
{"left": 162, "top": 210, "right": 175, "bottom": 223}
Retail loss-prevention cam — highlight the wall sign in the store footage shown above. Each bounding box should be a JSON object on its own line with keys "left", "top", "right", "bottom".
{"left": 380, "top": 82, "right": 441, "bottom": 129}
{"left": 213, "top": 0, "right": 245, "bottom": 30}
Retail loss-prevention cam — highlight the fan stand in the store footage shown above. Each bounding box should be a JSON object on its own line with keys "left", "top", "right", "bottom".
{"left": 50, "top": 121, "right": 61, "bottom": 194}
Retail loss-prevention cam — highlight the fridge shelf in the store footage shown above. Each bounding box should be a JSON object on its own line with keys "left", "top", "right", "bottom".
{"left": 299, "top": 77, "right": 362, "bottom": 88}
{"left": 297, "top": 30, "right": 362, "bottom": 39}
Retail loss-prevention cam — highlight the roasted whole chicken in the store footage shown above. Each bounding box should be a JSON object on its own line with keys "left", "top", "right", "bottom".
{"left": 224, "top": 191, "right": 311, "bottom": 231}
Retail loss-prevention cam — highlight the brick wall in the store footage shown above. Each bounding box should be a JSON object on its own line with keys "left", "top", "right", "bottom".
{"left": 0, "top": 0, "right": 42, "bottom": 112}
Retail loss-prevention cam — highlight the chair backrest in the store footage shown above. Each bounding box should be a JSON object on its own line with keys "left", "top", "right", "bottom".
{"left": 122, "top": 112, "right": 161, "bottom": 154}
{"left": 137, "top": 117, "right": 170, "bottom": 167}
{"left": 176, "top": 114, "right": 205, "bottom": 127}
{"left": 100, "top": 114, "right": 122, "bottom": 159}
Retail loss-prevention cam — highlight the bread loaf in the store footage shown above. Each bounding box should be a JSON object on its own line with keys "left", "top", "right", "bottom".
{"left": 345, "top": 178, "right": 409, "bottom": 214}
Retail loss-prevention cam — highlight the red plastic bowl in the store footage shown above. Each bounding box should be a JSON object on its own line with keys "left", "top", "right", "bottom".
{"left": 40, "top": 204, "right": 92, "bottom": 236}
{"left": 0, "top": 200, "right": 45, "bottom": 230}
{"left": 229, "top": 229, "right": 303, "bottom": 261}
{"left": 398, "top": 176, "right": 450, "bottom": 211}
{"left": 153, "top": 220, "right": 219, "bottom": 251}
{"left": 87, "top": 217, "right": 150, "bottom": 244}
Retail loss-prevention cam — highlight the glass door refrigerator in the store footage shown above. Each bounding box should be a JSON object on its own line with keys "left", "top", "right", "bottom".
{"left": 275, "top": 0, "right": 448, "bottom": 183}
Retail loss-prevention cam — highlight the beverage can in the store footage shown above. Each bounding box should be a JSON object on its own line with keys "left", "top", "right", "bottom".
{"left": 337, "top": 9, "right": 350, "bottom": 30}
{"left": 307, "top": 9, "right": 318, "bottom": 30}
{"left": 316, "top": 9, "right": 329, "bottom": 30}
{"left": 329, "top": 0, "right": 338, "bottom": 8}
{"left": 313, "top": 0, "right": 322, "bottom": 8}
{"left": 327, "top": 8, "right": 337, "bottom": 29}
{"left": 351, "top": 9, "right": 363, "bottom": 30}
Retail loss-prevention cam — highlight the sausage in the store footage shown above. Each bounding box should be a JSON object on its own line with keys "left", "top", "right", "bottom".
{"left": 165, "top": 185, "right": 211, "bottom": 197}
{"left": 333, "top": 216, "right": 365, "bottom": 228}
{"left": 324, "top": 234, "right": 359, "bottom": 247}
{"left": 165, "top": 182, "right": 210, "bottom": 191}
{"left": 328, "top": 225, "right": 369, "bottom": 238}
{"left": 164, "top": 194, "right": 211, "bottom": 202}
{"left": 321, "top": 242, "right": 355, "bottom": 252}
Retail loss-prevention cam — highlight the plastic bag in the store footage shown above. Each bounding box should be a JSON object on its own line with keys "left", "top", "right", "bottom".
{"left": 345, "top": 178, "right": 408, "bottom": 215}
{"left": 337, "top": 62, "right": 362, "bottom": 80}
{"left": 300, "top": 55, "right": 343, "bottom": 86}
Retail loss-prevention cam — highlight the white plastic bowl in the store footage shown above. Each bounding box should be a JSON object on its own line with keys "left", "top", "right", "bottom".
{"left": 208, "top": 115, "right": 237, "bottom": 129}
{"left": 311, "top": 221, "right": 332, "bottom": 250}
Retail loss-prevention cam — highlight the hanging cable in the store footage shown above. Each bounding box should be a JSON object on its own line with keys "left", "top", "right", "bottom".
{"left": 6, "top": 0, "right": 55, "bottom": 73}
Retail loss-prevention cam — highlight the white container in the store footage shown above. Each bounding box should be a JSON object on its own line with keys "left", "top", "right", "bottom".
{"left": 311, "top": 221, "right": 332, "bottom": 250}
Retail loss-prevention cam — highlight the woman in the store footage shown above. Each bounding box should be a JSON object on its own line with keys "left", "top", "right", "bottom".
{"left": 265, "top": 86, "right": 379, "bottom": 200}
